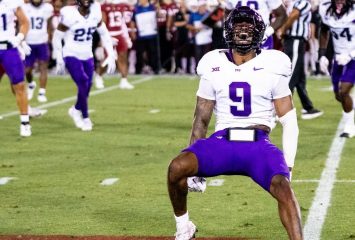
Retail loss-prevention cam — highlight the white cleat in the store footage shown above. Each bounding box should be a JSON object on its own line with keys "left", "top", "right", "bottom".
{"left": 37, "top": 94, "right": 48, "bottom": 103}
{"left": 187, "top": 176, "right": 207, "bottom": 192}
{"left": 94, "top": 75, "right": 105, "bottom": 89}
{"left": 175, "top": 221, "right": 197, "bottom": 240}
{"left": 68, "top": 106, "right": 84, "bottom": 129}
{"left": 27, "top": 82, "right": 37, "bottom": 100}
{"left": 340, "top": 125, "right": 355, "bottom": 138}
{"left": 81, "top": 118, "right": 93, "bottom": 131}
{"left": 20, "top": 124, "right": 32, "bottom": 137}
{"left": 28, "top": 106, "right": 47, "bottom": 118}
{"left": 119, "top": 80, "right": 134, "bottom": 90}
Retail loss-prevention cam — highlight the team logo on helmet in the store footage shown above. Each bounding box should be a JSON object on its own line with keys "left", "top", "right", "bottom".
{"left": 327, "top": 0, "right": 353, "bottom": 17}
{"left": 224, "top": 6, "right": 266, "bottom": 54}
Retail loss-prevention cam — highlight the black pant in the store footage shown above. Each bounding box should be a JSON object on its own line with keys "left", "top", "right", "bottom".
{"left": 283, "top": 38, "right": 314, "bottom": 111}
{"left": 135, "top": 36, "right": 161, "bottom": 74}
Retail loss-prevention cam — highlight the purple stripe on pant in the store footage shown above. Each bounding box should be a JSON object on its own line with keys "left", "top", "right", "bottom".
{"left": 25, "top": 43, "right": 50, "bottom": 68}
{"left": 0, "top": 48, "right": 25, "bottom": 84}
{"left": 183, "top": 129, "right": 290, "bottom": 192}
{"left": 64, "top": 56, "right": 94, "bottom": 119}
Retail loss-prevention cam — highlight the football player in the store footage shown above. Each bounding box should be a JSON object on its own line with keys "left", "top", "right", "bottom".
{"left": 167, "top": 6, "right": 303, "bottom": 239}
{"left": 225, "top": 0, "right": 287, "bottom": 49}
{"left": 23, "top": 0, "right": 54, "bottom": 103}
{"left": 52, "top": 0, "right": 116, "bottom": 131}
{"left": 319, "top": 0, "right": 355, "bottom": 138}
{"left": 0, "top": 0, "right": 32, "bottom": 137}
{"left": 94, "top": 0, "right": 134, "bottom": 90}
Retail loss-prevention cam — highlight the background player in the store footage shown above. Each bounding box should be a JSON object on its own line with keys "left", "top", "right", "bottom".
{"left": 319, "top": 0, "right": 355, "bottom": 137}
{"left": 225, "top": 0, "right": 287, "bottom": 49}
{"left": 95, "top": 0, "right": 134, "bottom": 90}
{"left": 0, "top": 0, "right": 32, "bottom": 137}
{"left": 52, "top": 0, "right": 116, "bottom": 131}
{"left": 167, "top": 6, "right": 303, "bottom": 240}
{"left": 23, "top": 0, "right": 54, "bottom": 103}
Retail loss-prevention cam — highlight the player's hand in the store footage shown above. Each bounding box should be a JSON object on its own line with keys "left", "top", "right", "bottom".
{"left": 20, "top": 41, "right": 32, "bottom": 56}
{"left": 125, "top": 37, "right": 133, "bottom": 49}
{"left": 187, "top": 176, "right": 207, "bottom": 192}
{"left": 111, "top": 37, "right": 119, "bottom": 47}
{"left": 262, "top": 26, "right": 274, "bottom": 44}
{"left": 319, "top": 56, "right": 329, "bottom": 75}
{"left": 94, "top": 46, "right": 105, "bottom": 61}
{"left": 9, "top": 33, "right": 25, "bottom": 48}
{"left": 335, "top": 53, "right": 351, "bottom": 66}
{"left": 55, "top": 51, "right": 66, "bottom": 75}
{"left": 102, "top": 55, "right": 116, "bottom": 74}
{"left": 166, "top": 31, "right": 173, "bottom": 41}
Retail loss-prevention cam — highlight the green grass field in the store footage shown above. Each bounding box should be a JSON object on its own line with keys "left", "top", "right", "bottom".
{"left": 0, "top": 74, "right": 354, "bottom": 239}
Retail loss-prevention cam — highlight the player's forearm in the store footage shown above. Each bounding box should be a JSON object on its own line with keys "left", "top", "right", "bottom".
{"left": 97, "top": 22, "right": 115, "bottom": 57}
{"left": 189, "top": 97, "right": 215, "bottom": 145}
{"left": 17, "top": 8, "right": 29, "bottom": 36}
{"left": 270, "top": 5, "right": 287, "bottom": 31}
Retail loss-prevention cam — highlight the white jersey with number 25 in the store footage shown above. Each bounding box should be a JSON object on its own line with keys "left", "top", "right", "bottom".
{"left": 60, "top": 2, "right": 102, "bottom": 60}
{"left": 196, "top": 49, "right": 292, "bottom": 131}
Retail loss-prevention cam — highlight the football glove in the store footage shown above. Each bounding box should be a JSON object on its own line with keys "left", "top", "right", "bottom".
{"left": 319, "top": 56, "right": 329, "bottom": 75}
{"left": 102, "top": 55, "right": 116, "bottom": 74}
{"left": 187, "top": 176, "right": 207, "bottom": 192}
{"left": 55, "top": 51, "right": 65, "bottom": 75}
{"left": 335, "top": 53, "right": 351, "bottom": 66}
{"left": 262, "top": 26, "right": 274, "bottom": 44}
{"left": 9, "top": 33, "right": 25, "bottom": 48}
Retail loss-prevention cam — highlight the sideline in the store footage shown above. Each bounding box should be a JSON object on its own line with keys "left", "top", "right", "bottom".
{"left": 0, "top": 76, "right": 153, "bottom": 119}
{"left": 303, "top": 117, "right": 347, "bottom": 240}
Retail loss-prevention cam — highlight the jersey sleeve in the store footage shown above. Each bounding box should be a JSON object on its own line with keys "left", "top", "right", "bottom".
{"left": 11, "top": 0, "right": 24, "bottom": 10}
{"left": 45, "top": 3, "right": 54, "bottom": 19}
{"left": 59, "top": 7, "right": 75, "bottom": 28}
{"left": 271, "top": 52, "right": 292, "bottom": 99}
{"left": 196, "top": 53, "right": 215, "bottom": 100}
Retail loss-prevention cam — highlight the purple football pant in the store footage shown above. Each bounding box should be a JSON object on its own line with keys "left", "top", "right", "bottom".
{"left": 64, "top": 56, "right": 94, "bottom": 119}
{"left": 183, "top": 129, "right": 290, "bottom": 192}
{"left": 25, "top": 43, "right": 50, "bottom": 68}
{"left": 0, "top": 48, "right": 25, "bottom": 84}
{"left": 331, "top": 59, "right": 355, "bottom": 93}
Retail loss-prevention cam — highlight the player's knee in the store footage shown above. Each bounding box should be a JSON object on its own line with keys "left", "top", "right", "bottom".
{"left": 168, "top": 153, "right": 197, "bottom": 183}
{"left": 270, "top": 175, "right": 293, "bottom": 201}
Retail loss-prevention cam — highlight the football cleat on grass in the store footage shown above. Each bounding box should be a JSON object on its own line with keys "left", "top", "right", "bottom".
{"left": 20, "top": 123, "right": 31, "bottom": 137}
{"left": 175, "top": 221, "right": 197, "bottom": 240}
{"left": 37, "top": 94, "right": 48, "bottom": 103}
{"left": 68, "top": 106, "right": 84, "bottom": 129}
{"left": 28, "top": 106, "right": 47, "bottom": 118}
{"left": 301, "top": 108, "right": 323, "bottom": 120}
{"left": 119, "top": 79, "right": 134, "bottom": 90}
{"left": 81, "top": 118, "right": 93, "bottom": 131}
{"left": 340, "top": 125, "right": 355, "bottom": 138}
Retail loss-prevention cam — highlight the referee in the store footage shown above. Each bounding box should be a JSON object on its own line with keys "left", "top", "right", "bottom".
{"left": 277, "top": 0, "right": 323, "bottom": 120}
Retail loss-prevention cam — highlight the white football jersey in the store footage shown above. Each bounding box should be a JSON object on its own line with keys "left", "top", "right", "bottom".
{"left": 319, "top": 0, "right": 355, "bottom": 55}
{"left": 60, "top": 2, "right": 102, "bottom": 60}
{"left": 225, "top": 0, "right": 282, "bottom": 25}
{"left": 196, "top": 49, "right": 292, "bottom": 131}
{"left": 23, "top": 3, "right": 54, "bottom": 44}
{"left": 0, "top": 0, "right": 24, "bottom": 42}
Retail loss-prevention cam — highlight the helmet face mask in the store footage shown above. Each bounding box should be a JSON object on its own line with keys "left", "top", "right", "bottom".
{"left": 224, "top": 6, "right": 265, "bottom": 55}
{"left": 30, "top": 0, "right": 43, "bottom": 7}
{"left": 329, "top": 0, "right": 353, "bottom": 17}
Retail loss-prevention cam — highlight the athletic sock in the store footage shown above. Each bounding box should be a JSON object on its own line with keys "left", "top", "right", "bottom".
{"left": 175, "top": 211, "right": 189, "bottom": 230}
{"left": 39, "top": 88, "right": 46, "bottom": 95}
{"left": 20, "top": 114, "right": 30, "bottom": 124}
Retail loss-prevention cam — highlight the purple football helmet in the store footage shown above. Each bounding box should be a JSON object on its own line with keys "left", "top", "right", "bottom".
{"left": 224, "top": 6, "right": 266, "bottom": 54}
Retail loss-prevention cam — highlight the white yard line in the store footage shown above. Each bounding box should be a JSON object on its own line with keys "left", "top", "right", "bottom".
{"left": 0, "top": 76, "right": 153, "bottom": 119}
{"left": 303, "top": 117, "right": 347, "bottom": 240}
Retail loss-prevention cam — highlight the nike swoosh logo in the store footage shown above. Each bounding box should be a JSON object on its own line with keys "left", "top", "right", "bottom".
{"left": 253, "top": 67, "right": 264, "bottom": 71}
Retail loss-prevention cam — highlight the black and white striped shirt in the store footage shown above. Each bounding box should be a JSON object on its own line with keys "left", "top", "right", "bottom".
{"left": 286, "top": 0, "right": 311, "bottom": 40}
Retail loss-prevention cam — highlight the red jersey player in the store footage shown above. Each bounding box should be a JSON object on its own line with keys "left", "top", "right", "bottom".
{"left": 95, "top": 0, "right": 134, "bottom": 89}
